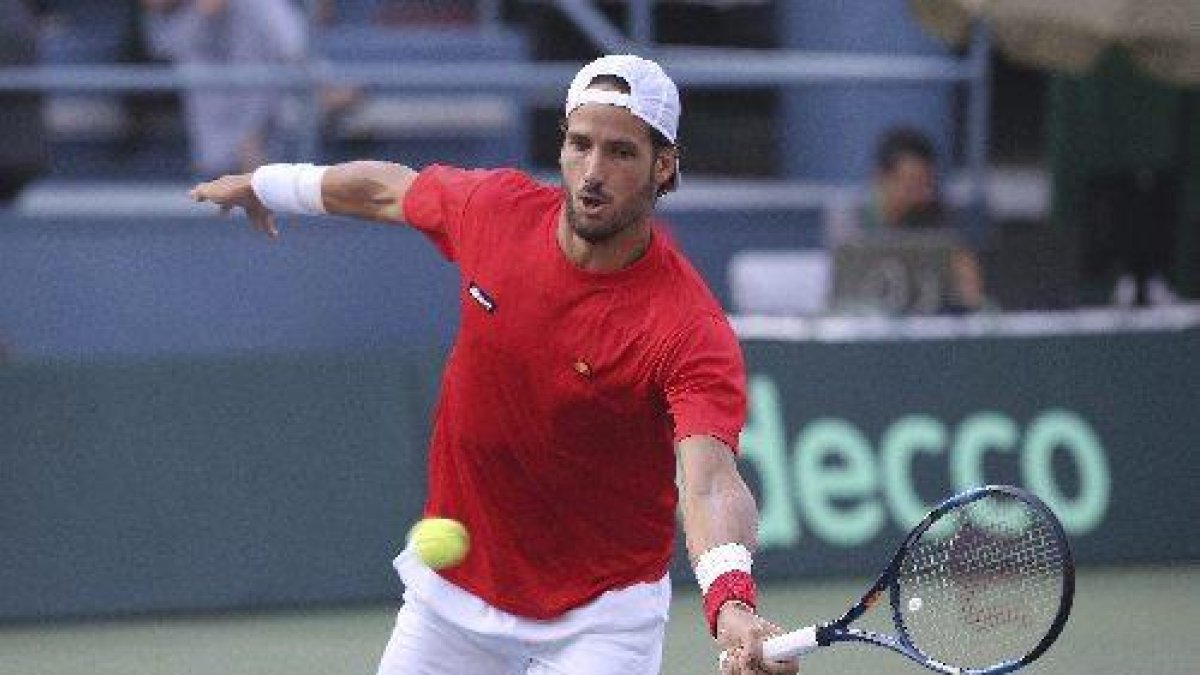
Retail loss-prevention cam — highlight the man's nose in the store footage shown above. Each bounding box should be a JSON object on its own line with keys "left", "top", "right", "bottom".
{"left": 582, "top": 151, "right": 607, "bottom": 184}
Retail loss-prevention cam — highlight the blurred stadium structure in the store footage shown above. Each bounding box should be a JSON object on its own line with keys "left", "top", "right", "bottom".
{"left": 1, "top": 1, "right": 989, "bottom": 200}
{"left": 0, "top": 3, "right": 993, "bottom": 189}
{"left": 0, "top": 1, "right": 1194, "bottom": 318}
{"left": 1, "top": 2, "right": 1198, "bottom": 673}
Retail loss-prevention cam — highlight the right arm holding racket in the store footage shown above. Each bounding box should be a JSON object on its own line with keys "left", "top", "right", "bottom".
{"left": 678, "top": 435, "right": 800, "bottom": 675}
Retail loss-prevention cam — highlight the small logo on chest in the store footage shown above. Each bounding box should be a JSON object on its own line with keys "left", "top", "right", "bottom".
{"left": 573, "top": 358, "right": 592, "bottom": 377}
{"left": 467, "top": 281, "right": 496, "bottom": 313}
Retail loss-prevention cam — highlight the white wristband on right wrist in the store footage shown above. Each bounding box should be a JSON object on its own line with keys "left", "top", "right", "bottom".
{"left": 694, "top": 542, "right": 753, "bottom": 594}
{"left": 250, "top": 163, "right": 328, "bottom": 215}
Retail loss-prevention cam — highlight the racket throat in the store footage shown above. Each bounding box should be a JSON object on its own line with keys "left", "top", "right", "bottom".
{"left": 814, "top": 623, "right": 839, "bottom": 647}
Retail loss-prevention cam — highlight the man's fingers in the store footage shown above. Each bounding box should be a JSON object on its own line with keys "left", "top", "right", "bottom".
{"left": 256, "top": 211, "right": 279, "bottom": 239}
{"left": 718, "top": 648, "right": 735, "bottom": 674}
{"left": 739, "top": 622, "right": 800, "bottom": 675}
{"left": 739, "top": 622, "right": 766, "bottom": 664}
{"left": 761, "top": 651, "right": 800, "bottom": 675}
{"left": 721, "top": 643, "right": 797, "bottom": 675}
{"left": 765, "top": 657, "right": 800, "bottom": 675}
{"left": 762, "top": 624, "right": 800, "bottom": 674}
{"left": 722, "top": 644, "right": 751, "bottom": 674}
{"left": 736, "top": 642, "right": 758, "bottom": 672}
{"left": 187, "top": 177, "right": 274, "bottom": 238}
{"left": 757, "top": 628, "right": 800, "bottom": 675}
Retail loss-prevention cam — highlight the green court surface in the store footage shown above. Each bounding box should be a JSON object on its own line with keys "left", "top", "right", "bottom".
{"left": 2, "top": 565, "right": 1195, "bottom": 675}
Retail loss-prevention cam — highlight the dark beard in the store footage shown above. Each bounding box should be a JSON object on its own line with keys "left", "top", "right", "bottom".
{"left": 564, "top": 177, "right": 657, "bottom": 244}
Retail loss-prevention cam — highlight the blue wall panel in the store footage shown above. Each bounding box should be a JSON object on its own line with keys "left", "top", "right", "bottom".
{"left": 0, "top": 209, "right": 822, "bottom": 360}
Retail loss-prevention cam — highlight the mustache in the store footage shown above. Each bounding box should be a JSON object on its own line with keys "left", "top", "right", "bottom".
{"left": 576, "top": 183, "right": 610, "bottom": 202}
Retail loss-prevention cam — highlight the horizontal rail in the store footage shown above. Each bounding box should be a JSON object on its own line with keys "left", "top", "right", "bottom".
{"left": 732, "top": 306, "right": 1200, "bottom": 343}
{"left": 0, "top": 51, "right": 976, "bottom": 93}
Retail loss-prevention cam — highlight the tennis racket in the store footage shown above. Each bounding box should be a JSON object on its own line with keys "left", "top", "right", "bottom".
{"left": 732, "top": 484, "right": 1074, "bottom": 674}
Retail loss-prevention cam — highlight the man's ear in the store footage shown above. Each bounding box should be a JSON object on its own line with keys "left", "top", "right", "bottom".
{"left": 655, "top": 147, "right": 678, "bottom": 187}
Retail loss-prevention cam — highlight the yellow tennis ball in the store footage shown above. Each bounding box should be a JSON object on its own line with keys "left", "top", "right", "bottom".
{"left": 408, "top": 518, "right": 469, "bottom": 570}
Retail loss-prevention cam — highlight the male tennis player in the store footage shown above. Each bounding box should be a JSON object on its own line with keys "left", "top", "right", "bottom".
{"left": 190, "top": 54, "right": 798, "bottom": 675}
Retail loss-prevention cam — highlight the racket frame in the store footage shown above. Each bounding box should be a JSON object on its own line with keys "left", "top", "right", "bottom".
{"left": 766, "top": 484, "right": 1075, "bottom": 675}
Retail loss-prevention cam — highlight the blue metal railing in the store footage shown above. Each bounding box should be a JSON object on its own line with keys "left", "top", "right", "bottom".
{"left": 0, "top": 0, "right": 990, "bottom": 207}
{"left": 0, "top": 52, "right": 977, "bottom": 92}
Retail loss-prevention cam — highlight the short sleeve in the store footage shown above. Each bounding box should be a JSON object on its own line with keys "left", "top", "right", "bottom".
{"left": 661, "top": 313, "right": 747, "bottom": 453}
{"left": 402, "top": 164, "right": 494, "bottom": 261}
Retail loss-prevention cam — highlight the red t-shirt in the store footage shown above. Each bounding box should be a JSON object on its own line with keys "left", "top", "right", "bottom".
{"left": 402, "top": 165, "right": 747, "bottom": 619}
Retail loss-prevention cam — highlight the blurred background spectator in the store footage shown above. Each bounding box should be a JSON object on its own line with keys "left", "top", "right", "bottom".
{"left": 0, "top": 0, "right": 48, "bottom": 205}
{"left": 856, "top": 126, "right": 986, "bottom": 313}
{"left": 861, "top": 127, "right": 949, "bottom": 233}
{"left": 140, "top": 0, "right": 308, "bottom": 177}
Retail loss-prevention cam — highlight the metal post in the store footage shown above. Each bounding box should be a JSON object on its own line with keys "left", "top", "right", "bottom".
{"left": 551, "top": 0, "right": 636, "bottom": 54}
{"left": 294, "top": 68, "right": 322, "bottom": 163}
{"left": 965, "top": 23, "right": 993, "bottom": 234}
{"left": 295, "top": 0, "right": 324, "bottom": 162}
{"left": 629, "top": 0, "right": 655, "bottom": 48}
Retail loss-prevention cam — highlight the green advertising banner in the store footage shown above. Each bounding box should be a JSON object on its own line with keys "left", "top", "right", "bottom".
{"left": 2, "top": 328, "right": 1197, "bottom": 620}
{"left": 698, "top": 330, "right": 1200, "bottom": 581}
{"left": 0, "top": 351, "right": 440, "bottom": 621}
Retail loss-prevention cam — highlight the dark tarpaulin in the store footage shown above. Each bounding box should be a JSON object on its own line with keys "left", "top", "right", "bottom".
{"left": 1048, "top": 51, "right": 1200, "bottom": 303}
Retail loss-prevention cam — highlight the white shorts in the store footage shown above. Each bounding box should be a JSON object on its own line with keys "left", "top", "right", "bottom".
{"left": 376, "top": 550, "right": 671, "bottom": 675}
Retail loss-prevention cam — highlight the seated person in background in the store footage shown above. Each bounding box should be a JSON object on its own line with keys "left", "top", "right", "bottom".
{"left": 859, "top": 126, "right": 985, "bottom": 313}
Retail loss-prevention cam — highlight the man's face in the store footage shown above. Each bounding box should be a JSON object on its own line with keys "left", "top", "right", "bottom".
{"left": 880, "top": 154, "right": 937, "bottom": 221}
{"left": 559, "top": 101, "right": 674, "bottom": 244}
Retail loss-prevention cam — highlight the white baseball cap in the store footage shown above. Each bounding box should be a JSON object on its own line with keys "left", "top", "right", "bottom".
{"left": 565, "top": 54, "right": 681, "bottom": 190}
{"left": 565, "top": 54, "right": 680, "bottom": 144}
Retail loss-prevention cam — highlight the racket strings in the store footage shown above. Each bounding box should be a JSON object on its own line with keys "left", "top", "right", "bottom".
{"left": 895, "top": 496, "right": 1068, "bottom": 671}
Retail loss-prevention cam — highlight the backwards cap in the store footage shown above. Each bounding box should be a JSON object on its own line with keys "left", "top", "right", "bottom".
{"left": 565, "top": 54, "right": 680, "bottom": 145}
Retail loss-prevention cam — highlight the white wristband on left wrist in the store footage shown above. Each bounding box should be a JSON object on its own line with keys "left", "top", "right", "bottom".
{"left": 250, "top": 163, "right": 328, "bottom": 215}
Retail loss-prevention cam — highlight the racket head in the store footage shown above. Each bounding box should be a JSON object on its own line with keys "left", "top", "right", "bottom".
{"left": 886, "top": 485, "right": 1075, "bottom": 674}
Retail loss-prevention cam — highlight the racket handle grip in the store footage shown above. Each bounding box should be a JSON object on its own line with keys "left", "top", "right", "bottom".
{"left": 763, "top": 625, "right": 820, "bottom": 661}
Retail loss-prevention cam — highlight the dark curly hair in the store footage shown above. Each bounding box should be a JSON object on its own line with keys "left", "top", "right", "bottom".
{"left": 875, "top": 126, "right": 935, "bottom": 172}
